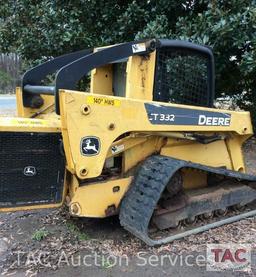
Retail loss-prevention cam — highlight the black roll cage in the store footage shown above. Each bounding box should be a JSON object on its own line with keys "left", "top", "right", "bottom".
{"left": 22, "top": 39, "right": 215, "bottom": 114}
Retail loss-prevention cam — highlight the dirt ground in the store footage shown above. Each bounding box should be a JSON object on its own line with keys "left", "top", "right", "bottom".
{"left": 0, "top": 106, "right": 255, "bottom": 276}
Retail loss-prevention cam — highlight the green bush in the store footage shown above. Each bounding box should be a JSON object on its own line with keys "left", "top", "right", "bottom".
{"left": 0, "top": 1, "right": 255, "bottom": 125}
{"left": 0, "top": 69, "right": 14, "bottom": 93}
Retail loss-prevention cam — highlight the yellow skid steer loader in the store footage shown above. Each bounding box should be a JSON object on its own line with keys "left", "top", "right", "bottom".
{"left": 0, "top": 39, "right": 255, "bottom": 245}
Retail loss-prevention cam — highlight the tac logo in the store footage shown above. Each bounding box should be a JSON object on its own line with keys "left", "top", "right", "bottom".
{"left": 81, "top": 136, "right": 100, "bottom": 156}
{"left": 207, "top": 244, "right": 251, "bottom": 272}
{"left": 23, "top": 166, "right": 37, "bottom": 177}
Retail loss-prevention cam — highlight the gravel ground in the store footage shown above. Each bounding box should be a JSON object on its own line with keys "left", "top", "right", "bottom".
{"left": 0, "top": 106, "right": 255, "bottom": 276}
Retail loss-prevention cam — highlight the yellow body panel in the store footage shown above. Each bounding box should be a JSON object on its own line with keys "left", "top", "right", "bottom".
{"left": 161, "top": 139, "right": 233, "bottom": 169}
{"left": 91, "top": 65, "right": 113, "bottom": 95}
{"left": 68, "top": 176, "right": 132, "bottom": 217}
{"left": 122, "top": 136, "right": 164, "bottom": 172}
{"left": 59, "top": 90, "right": 252, "bottom": 180}
{"left": 225, "top": 135, "right": 248, "bottom": 172}
{"left": 126, "top": 51, "right": 156, "bottom": 100}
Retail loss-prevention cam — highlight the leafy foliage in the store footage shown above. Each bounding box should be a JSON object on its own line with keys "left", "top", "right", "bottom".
{"left": 0, "top": 69, "right": 14, "bottom": 93}
{"left": 66, "top": 221, "right": 90, "bottom": 241}
{"left": 0, "top": 0, "right": 255, "bottom": 124}
{"left": 32, "top": 228, "right": 49, "bottom": 241}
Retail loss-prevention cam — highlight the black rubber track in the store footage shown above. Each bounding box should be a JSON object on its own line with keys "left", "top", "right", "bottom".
{"left": 119, "top": 155, "right": 256, "bottom": 246}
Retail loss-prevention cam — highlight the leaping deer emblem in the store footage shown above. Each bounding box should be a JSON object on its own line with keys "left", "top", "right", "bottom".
{"left": 83, "top": 139, "right": 98, "bottom": 153}
{"left": 24, "top": 166, "right": 36, "bottom": 176}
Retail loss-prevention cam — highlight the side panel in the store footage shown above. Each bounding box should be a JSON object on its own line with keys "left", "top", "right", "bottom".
{"left": 161, "top": 139, "right": 233, "bottom": 169}
{"left": 68, "top": 176, "right": 132, "bottom": 217}
{"left": 126, "top": 51, "right": 156, "bottom": 100}
{"left": 59, "top": 91, "right": 253, "bottom": 179}
{"left": 90, "top": 65, "right": 113, "bottom": 95}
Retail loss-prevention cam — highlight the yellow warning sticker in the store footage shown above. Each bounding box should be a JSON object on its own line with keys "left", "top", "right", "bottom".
{"left": 0, "top": 117, "right": 48, "bottom": 127}
{"left": 10, "top": 118, "right": 48, "bottom": 126}
{"left": 87, "top": 96, "right": 121, "bottom": 107}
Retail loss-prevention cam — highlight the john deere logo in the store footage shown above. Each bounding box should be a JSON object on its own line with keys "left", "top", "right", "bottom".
{"left": 24, "top": 166, "right": 36, "bottom": 176}
{"left": 81, "top": 136, "right": 100, "bottom": 156}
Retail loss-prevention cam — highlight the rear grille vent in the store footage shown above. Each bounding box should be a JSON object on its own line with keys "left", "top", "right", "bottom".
{"left": 0, "top": 132, "right": 65, "bottom": 207}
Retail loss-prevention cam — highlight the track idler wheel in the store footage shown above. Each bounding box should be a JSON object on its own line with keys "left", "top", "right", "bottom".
{"left": 200, "top": 212, "right": 214, "bottom": 220}
{"left": 215, "top": 208, "right": 228, "bottom": 216}
{"left": 232, "top": 203, "right": 246, "bottom": 212}
{"left": 183, "top": 216, "right": 197, "bottom": 226}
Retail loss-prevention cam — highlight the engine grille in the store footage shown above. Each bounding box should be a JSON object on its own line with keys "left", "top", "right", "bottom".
{"left": 0, "top": 132, "right": 65, "bottom": 207}
{"left": 154, "top": 49, "right": 210, "bottom": 107}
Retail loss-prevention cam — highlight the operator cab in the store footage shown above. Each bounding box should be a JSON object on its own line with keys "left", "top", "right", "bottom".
{"left": 19, "top": 39, "right": 214, "bottom": 118}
